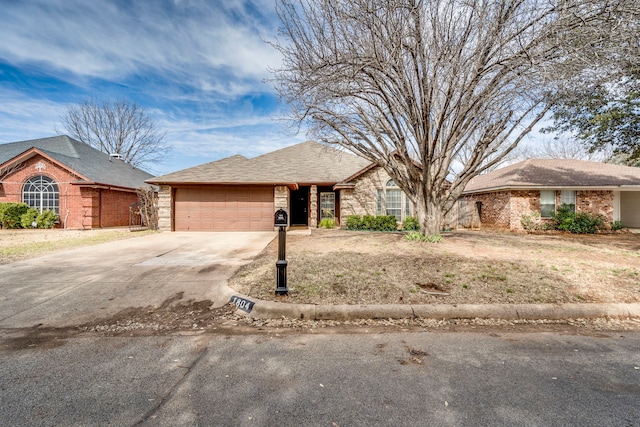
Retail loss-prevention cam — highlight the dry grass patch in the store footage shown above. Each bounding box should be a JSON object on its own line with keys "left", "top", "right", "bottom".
{"left": 0, "top": 228, "right": 157, "bottom": 264}
{"left": 229, "top": 229, "right": 640, "bottom": 305}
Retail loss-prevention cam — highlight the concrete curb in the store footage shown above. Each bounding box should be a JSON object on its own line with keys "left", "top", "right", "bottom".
{"left": 227, "top": 294, "right": 640, "bottom": 321}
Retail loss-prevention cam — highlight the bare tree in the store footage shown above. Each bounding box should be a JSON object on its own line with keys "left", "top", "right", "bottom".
{"left": 271, "top": 0, "right": 637, "bottom": 235}
{"left": 61, "top": 98, "right": 168, "bottom": 170}
{"left": 135, "top": 186, "right": 159, "bottom": 230}
{"left": 514, "top": 138, "right": 614, "bottom": 162}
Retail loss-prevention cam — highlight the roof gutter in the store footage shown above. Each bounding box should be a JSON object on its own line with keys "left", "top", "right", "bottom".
{"left": 462, "top": 184, "right": 640, "bottom": 195}
{"left": 72, "top": 181, "right": 142, "bottom": 193}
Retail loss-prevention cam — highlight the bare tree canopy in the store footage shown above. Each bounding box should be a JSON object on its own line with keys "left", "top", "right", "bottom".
{"left": 271, "top": 0, "right": 638, "bottom": 234}
{"left": 61, "top": 98, "right": 168, "bottom": 170}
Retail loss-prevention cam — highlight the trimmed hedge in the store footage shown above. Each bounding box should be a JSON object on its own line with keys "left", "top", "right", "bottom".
{"left": 0, "top": 202, "right": 30, "bottom": 229}
{"left": 345, "top": 215, "right": 398, "bottom": 231}
{"left": 0, "top": 203, "right": 58, "bottom": 229}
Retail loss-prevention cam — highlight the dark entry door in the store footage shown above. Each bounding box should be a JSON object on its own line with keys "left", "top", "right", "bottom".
{"left": 290, "top": 188, "right": 309, "bottom": 225}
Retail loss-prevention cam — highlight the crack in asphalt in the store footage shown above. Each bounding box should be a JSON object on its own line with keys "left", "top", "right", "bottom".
{"left": 0, "top": 278, "right": 96, "bottom": 323}
{"left": 133, "top": 341, "right": 210, "bottom": 426}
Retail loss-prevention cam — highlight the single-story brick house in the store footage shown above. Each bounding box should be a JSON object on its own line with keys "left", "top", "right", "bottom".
{"left": 0, "top": 135, "right": 154, "bottom": 229}
{"left": 461, "top": 158, "right": 640, "bottom": 230}
{"left": 147, "top": 141, "right": 417, "bottom": 231}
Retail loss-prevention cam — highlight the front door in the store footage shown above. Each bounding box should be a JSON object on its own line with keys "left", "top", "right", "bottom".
{"left": 290, "top": 187, "right": 309, "bottom": 225}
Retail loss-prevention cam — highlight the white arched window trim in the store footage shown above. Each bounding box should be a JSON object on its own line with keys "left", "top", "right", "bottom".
{"left": 22, "top": 175, "right": 59, "bottom": 214}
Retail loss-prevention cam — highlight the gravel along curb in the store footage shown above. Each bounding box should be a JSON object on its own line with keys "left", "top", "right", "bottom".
{"left": 238, "top": 300, "right": 640, "bottom": 321}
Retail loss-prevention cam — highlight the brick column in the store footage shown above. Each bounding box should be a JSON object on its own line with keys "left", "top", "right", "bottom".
{"left": 310, "top": 185, "right": 318, "bottom": 228}
{"left": 274, "top": 186, "right": 289, "bottom": 227}
{"left": 157, "top": 185, "right": 172, "bottom": 231}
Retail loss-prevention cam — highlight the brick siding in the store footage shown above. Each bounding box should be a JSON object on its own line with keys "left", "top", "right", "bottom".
{"left": 0, "top": 154, "right": 138, "bottom": 229}
{"left": 464, "top": 189, "right": 616, "bottom": 231}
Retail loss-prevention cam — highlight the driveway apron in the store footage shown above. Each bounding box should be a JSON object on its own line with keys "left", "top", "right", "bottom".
{"left": 0, "top": 231, "right": 275, "bottom": 329}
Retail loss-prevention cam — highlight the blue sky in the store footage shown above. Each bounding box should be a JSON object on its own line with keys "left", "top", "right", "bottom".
{"left": 0, "top": 0, "right": 302, "bottom": 175}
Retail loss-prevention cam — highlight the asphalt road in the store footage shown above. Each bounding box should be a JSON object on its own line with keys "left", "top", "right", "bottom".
{"left": 1, "top": 329, "right": 639, "bottom": 426}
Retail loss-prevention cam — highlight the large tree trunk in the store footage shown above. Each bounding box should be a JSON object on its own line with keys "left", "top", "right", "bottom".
{"left": 415, "top": 191, "right": 445, "bottom": 236}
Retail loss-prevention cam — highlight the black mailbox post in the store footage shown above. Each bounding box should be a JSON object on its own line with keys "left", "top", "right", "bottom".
{"left": 274, "top": 209, "right": 288, "bottom": 295}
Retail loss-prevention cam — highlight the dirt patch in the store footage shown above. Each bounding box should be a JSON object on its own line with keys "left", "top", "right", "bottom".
{"left": 230, "top": 229, "right": 640, "bottom": 305}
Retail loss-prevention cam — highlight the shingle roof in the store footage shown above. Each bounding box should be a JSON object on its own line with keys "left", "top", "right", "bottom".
{"left": 0, "top": 135, "right": 154, "bottom": 189}
{"left": 464, "top": 158, "right": 640, "bottom": 193}
{"left": 148, "top": 141, "right": 372, "bottom": 185}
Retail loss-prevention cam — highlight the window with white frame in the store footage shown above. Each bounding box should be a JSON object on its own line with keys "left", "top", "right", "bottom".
{"left": 377, "top": 180, "right": 412, "bottom": 222}
{"left": 320, "top": 192, "right": 335, "bottom": 219}
{"left": 23, "top": 175, "right": 59, "bottom": 214}
{"left": 540, "top": 190, "right": 555, "bottom": 218}
{"left": 560, "top": 190, "right": 576, "bottom": 212}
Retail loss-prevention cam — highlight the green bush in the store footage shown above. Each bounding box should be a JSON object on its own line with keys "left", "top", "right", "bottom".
{"left": 19, "top": 208, "right": 58, "bottom": 229}
{"left": 611, "top": 220, "right": 624, "bottom": 231}
{"left": 403, "top": 216, "right": 420, "bottom": 231}
{"left": 0, "top": 202, "right": 30, "bottom": 229}
{"left": 36, "top": 210, "right": 58, "bottom": 228}
{"left": 405, "top": 231, "right": 443, "bottom": 243}
{"left": 552, "top": 204, "right": 604, "bottom": 234}
{"left": 375, "top": 215, "right": 398, "bottom": 231}
{"left": 346, "top": 215, "right": 362, "bottom": 230}
{"left": 20, "top": 208, "right": 39, "bottom": 228}
{"left": 318, "top": 218, "right": 336, "bottom": 229}
{"left": 345, "top": 214, "right": 399, "bottom": 231}
{"left": 361, "top": 215, "right": 376, "bottom": 230}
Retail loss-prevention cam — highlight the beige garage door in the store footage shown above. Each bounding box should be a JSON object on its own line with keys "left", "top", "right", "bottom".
{"left": 620, "top": 191, "right": 640, "bottom": 228}
{"left": 175, "top": 186, "right": 274, "bottom": 231}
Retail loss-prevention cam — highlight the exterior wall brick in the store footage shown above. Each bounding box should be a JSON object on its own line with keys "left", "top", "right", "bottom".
{"left": 463, "top": 191, "right": 512, "bottom": 229}
{"left": 463, "top": 189, "right": 616, "bottom": 230}
{"left": 339, "top": 167, "right": 389, "bottom": 225}
{"left": 509, "top": 190, "right": 543, "bottom": 230}
{"left": 0, "top": 154, "right": 139, "bottom": 229}
{"left": 577, "top": 190, "right": 614, "bottom": 223}
{"left": 100, "top": 189, "right": 139, "bottom": 227}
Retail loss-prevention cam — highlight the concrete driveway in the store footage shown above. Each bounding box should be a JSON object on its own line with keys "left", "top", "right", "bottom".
{"left": 0, "top": 231, "right": 275, "bottom": 329}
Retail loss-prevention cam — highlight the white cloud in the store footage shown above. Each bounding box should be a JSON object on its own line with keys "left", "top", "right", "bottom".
{"left": 0, "top": 0, "right": 282, "bottom": 97}
{"left": 0, "top": 89, "right": 64, "bottom": 142}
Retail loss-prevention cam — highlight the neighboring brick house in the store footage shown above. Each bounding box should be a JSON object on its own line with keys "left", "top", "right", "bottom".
{"left": 0, "top": 135, "right": 154, "bottom": 229}
{"left": 148, "top": 141, "right": 416, "bottom": 231}
{"left": 461, "top": 159, "right": 640, "bottom": 230}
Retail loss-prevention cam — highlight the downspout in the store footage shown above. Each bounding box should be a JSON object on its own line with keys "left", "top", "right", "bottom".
{"left": 99, "top": 188, "right": 103, "bottom": 228}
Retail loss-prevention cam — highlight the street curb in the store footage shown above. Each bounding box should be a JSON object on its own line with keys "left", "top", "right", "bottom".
{"left": 227, "top": 294, "right": 640, "bottom": 321}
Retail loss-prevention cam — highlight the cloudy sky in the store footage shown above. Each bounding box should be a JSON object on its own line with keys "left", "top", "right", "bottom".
{"left": 0, "top": 0, "right": 303, "bottom": 175}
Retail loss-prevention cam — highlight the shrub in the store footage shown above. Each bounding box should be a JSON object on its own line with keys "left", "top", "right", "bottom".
{"left": 552, "top": 204, "right": 604, "bottom": 234}
{"left": 520, "top": 211, "right": 546, "bottom": 232}
{"left": 361, "top": 215, "right": 376, "bottom": 230}
{"left": 0, "top": 202, "right": 30, "bottom": 229}
{"left": 20, "top": 208, "right": 39, "bottom": 228}
{"left": 402, "top": 216, "right": 420, "bottom": 231}
{"left": 36, "top": 210, "right": 58, "bottom": 229}
{"left": 611, "top": 220, "right": 624, "bottom": 231}
{"left": 346, "top": 215, "right": 362, "bottom": 230}
{"left": 405, "top": 231, "right": 443, "bottom": 243}
{"left": 375, "top": 215, "right": 398, "bottom": 231}
{"left": 345, "top": 215, "right": 399, "bottom": 231}
{"left": 318, "top": 218, "right": 336, "bottom": 229}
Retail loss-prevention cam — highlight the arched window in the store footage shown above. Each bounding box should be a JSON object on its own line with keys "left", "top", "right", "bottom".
{"left": 23, "top": 175, "right": 59, "bottom": 214}
{"left": 385, "top": 180, "right": 402, "bottom": 221}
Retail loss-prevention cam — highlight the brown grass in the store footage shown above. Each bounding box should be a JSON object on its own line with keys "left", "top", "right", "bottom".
{"left": 229, "top": 229, "right": 640, "bottom": 305}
